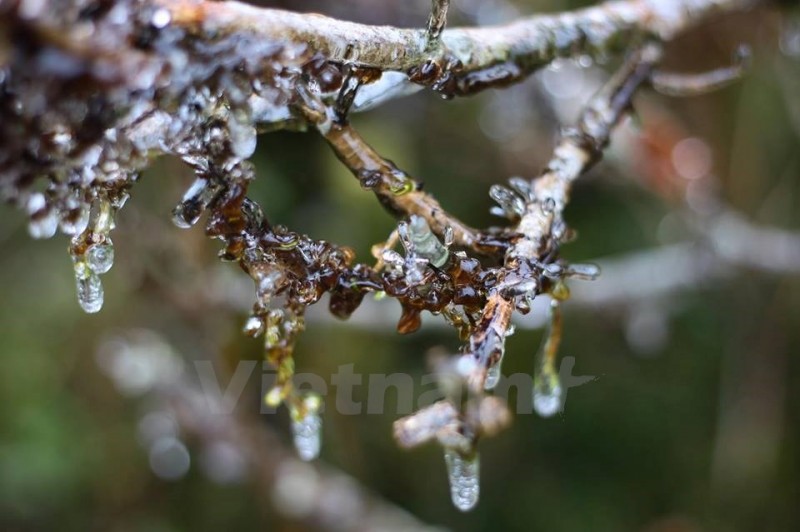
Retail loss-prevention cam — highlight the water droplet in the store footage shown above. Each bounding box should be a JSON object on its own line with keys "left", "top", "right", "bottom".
{"left": 533, "top": 370, "right": 562, "bottom": 418}
{"left": 86, "top": 240, "right": 114, "bottom": 274}
{"left": 291, "top": 394, "right": 322, "bottom": 461}
{"left": 541, "top": 197, "right": 557, "bottom": 213}
{"left": 172, "top": 178, "right": 221, "bottom": 228}
{"left": 74, "top": 261, "right": 104, "bottom": 313}
{"left": 444, "top": 449, "right": 480, "bottom": 511}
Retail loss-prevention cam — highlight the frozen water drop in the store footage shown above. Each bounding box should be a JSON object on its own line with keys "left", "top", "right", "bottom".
{"left": 172, "top": 178, "right": 221, "bottom": 228}
{"left": 291, "top": 395, "right": 322, "bottom": 461}
{"left": 292, "top": 413, "right": 321, "bottom": 461}
{"left": 74, "top": 262, "right": 104, "bottom": 313}
{"left": 86, "top": 240, "right": 114, "bottom": 274}
{"left": 533, "top": 375, "right": 562, "bottom": 418}
{"left": 444, "top": 449, "right": 480, "bottom": 512}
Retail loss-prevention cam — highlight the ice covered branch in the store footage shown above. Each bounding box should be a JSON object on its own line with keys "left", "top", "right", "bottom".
{"left": 159, "top": 0, "right": 752, "bottom": 98}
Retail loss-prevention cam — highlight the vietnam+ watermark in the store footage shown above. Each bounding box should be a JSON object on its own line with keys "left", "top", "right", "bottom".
{"left": 193, "top": 357, "right": 596, "bottom": 416}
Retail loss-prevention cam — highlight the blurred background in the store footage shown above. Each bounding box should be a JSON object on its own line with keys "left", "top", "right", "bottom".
{"left": 2, "top": 0, "right": 800, "bottom": 530}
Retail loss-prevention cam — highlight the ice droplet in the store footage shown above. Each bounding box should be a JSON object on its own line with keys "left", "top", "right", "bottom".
{"left": 533, "top": 371, "right": 562, "bottom": 417}
{"left": 172, "top": 177, "right": 221, "bottom": 228}
{"left": 484, "top": 351, "right": 505, "bottom": 390}
{"left": 74, "top": 261, "right": 104, "bottom": 313}
{"left": 86, "top": 240, "right": 115, "bottom": 274}
{"left": 291, "top": 395, "right": 323, "bottom": 461}
{"left": 444, "top": 449, "right": 480, "bottom": 511}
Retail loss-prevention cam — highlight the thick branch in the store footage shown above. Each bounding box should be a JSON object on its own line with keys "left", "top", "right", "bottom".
{"left": 161, "top": 0, "right": 752, "bottom": 96}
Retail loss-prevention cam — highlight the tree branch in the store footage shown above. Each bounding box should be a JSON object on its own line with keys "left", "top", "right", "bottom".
{"left": 160, "top": 0, "right": 752, "bottom": 98}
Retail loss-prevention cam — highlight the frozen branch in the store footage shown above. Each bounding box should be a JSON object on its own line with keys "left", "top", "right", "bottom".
{"left": 159, "top": 0, "right": 752, "bottom": 98}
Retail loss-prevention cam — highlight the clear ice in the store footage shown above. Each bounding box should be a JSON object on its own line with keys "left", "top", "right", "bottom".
{"left": 533, "top": 369, "right": 563, "bottom": 418}
{"left": 86, "top": 241, "right": 115, "bottom": 274}
{"left": 290, "top": 395, "right": 323, "bottom": 462}
{"left": 444, "top": 449, "right": 480, "bottom": 511}
{"left": 73, "top": 260, "right": 104, "bottom": 314}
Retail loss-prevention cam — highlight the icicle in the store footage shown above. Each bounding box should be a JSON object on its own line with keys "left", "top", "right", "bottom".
{"left": 564, "top": 262, "right": 601, "bottom": 281}
{"left": 172, "top": 177, "right": 222, "bottom": 228}
{"left": 533, "top": 368, "right": 562, "bottom": 417}
{"left": 484, "top": 350, "right": 505, "bottom": 391}
{"left": 480, "top": 330, "right": 506, "bottom": 391}
{"left": 73, "top": 258, "right": 104, "bottom": 313}
{"left": 533, "top": 301, "right": 563, "bottom": 417}
{"left": 508, "top": 177, "right": 533, "bottom": 200}
{"left": 290, "top": 394, "right": 322, "bottom": 461}
{"left": 444, "top": 449, "right": 480, "bottom": 511}
{"left": 68, "top": 196, "right": 119, "bottom": 314}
